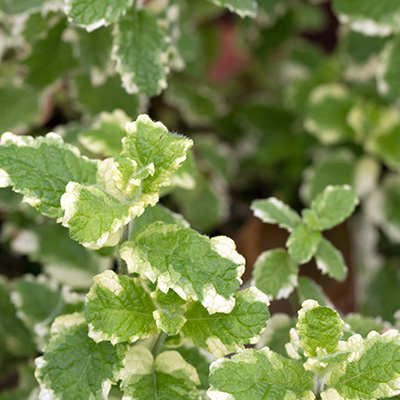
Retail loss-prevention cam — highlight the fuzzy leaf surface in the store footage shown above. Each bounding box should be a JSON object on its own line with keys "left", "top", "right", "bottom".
{"left": 315, "top": 238, "right": 347, "bottom": 281}
{"left": 85, "top": 270, "right": 158, "bottom": 344}
{"left": 120, "top": 222, "right": 245, "bottom": 314}
{"left": 253, "top": 249, "right": 299, "bottom": 299}
{"left": 120, "top": 346, "right": 200, "bottom": 400}
{"left": 208, "top": 347, "right": 315, "bottom": 400}
{"left": 287, "top": 224, "right": 321, "bottom": 264}
{"left": 181, "top": 287, "right": 269, "bottom": 357}
{"left": 0, "top": 132, "right": 97, "bottom": 219}
{"left": 251, "top": 198, "right": 302, "bottom": 231}
{"left": 36, "top": 313, "right": 126, "bottom": 400}
{"left": 113, "top": 10, "right": 169, "bottom": 97}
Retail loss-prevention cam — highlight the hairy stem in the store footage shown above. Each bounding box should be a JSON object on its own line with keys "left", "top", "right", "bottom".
{"left": 117, "top": 222, "right": 132, "bottom": 275}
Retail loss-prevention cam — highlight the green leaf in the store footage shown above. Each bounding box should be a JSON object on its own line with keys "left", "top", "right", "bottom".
{"left": 287, "top": 224, "right": 322, "bottom": 264}
{"left": 296, "top": 300, "right": 344, "bottom": 358}
{"left": 36, "top": 313, "right": 126, "bottom": 400}
{"left": 304, "top": 185, "right": 359, "bottom": 231}
{"left": 181, "top": 287, "right": 270, "bottom": 357}
{"left": 85, "top": 270, "right": 158, "bottom": 344}
{"left": 379, "top": 38, "right": 400, "bottom": 101}
{"left": 344, "top": 314, "right": 391, "bottom": 338}
{"left": 0, "top": 0, "right": 52, "bottom": 14}
{"left": 0, "top": 132, "right": 98, "bottom": 219}
{"left": 0, "top": 84, "right": 41, "bottom": 133}
{"left": 113, "top": 10, "right": 169, "bottom": 97}
{"left": 0, "top": 276, "right": 35, "bottom": 358}
{"left": 207, "top": 0, "right": 258, "bottom": 18}
{"left": 298, "top": 277, "right": 331, "bottom": 306}
{"left": 251, "top": 198, "right": 302, "bottom": 231}
{"left": 208, "top": 347, "right": 315, "bottom": 400}
{"left": 12, "top": 274, "right": 84, "bottom": 350}
{"left": 23, "top": 19, "right": 78, "bottom": 88}
{"left": 324, "top": 330, "right": 400, "bottom": 400}
{"left": 79, "top": 110, "right": 129, "bottom": 157}
{"left": 65, "top": 0, "right": 133, "bottom": 31}
{"left": 253, "top": 249, "right": 299, "bottom": 299}
{"left": 120, "top": 222, "right": 245, "bottom": 314}
{"left": 119, "top": 346, "right": 200, "bottom": 400}
{"left": 152, "top": 289, "right": 187, "bottom": 336}
{"left": 315, "top": 238, "right": 348, "bottom": 281}
{"left": 333, "top": 0, "right": 400, "bottom": 36}
{"left": 304, "top": 84, "right": 356, "bottom": 145}
{"left": 72, "top": 73, "right": 143, "bottom": 117}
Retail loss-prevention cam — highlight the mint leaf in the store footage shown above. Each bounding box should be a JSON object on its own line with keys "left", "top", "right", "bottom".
{"left": 315, "top": 238, "right": 348, "bottom": 281}
{"left": 207, "top": 0, "right": 258, "bottom": 18}
{"left": 251, "top": 198, "right": 302, "bottom": 231}
{"left": 253, "top": 249, "right": 299, "bottom": 299}
{"left": 12, "top": 275, "right": 83, "bottom": 350}
{"left": 0, "top": 132, "right": 97, "bottom": 219}
{"left": 296, "top": 300, "right": 344, "bottom": 358}
{"left": 287, "top": 224, "right": 321, "bottom": 264}
{"left": 120, "top": 222, "right": 245, "bottom": 314}
{"left": 119, "top": 346, "right": 200, "bottom": 400}
{"left": 324, "top": 330, "right": 400, "bottom": 400}
{"left": 305, "top": 185, "right": 358, "bottom": 231}
{"left": 113, "top": 10, "right": 169, "bottom": 96}
{"left": 36, "top": 313, "right": 126, "bottom": 400}
{"left": 1, "top": 0, "right": 53, "bottom": 14}
{"left": 85, "top": 270, "right": 158, "bottom": 344}
{"left": 298, "top": 277, "right": 331, "bottom": 306}
{"left": 208, "top": 347, "right": 315, "bottom": 400}
{"left": 181, "top": 287, "right": 269, "bottom": 357}
{"left": 65, "top": 0, "right": 133, "bottom": 31}
{"left": 378, "top": 38, "right": 400, "bottom": 100}
{"left": 333, "top": 0, "right": 400, "bottom": 36}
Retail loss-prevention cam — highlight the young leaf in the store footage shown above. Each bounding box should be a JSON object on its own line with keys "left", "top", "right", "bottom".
{"left": 304, "top": 185, "right": 358, "bottom": 231}
{"left": 36, "top": 313, "right": 126, "bottom": 400}
{"left": 65, "top": 0, "right": 133, "bottom": 31}
{"left": 120, "top": 222, "right": 245, "bottom": 314}
{"left": 119, "top": 346, "right": 200, "bottom": 400}
{"left": 287, "top": 224, "right": 321, "bottom": 264}
{"left": 296, "top": 300, "right": 344, "bottom": 358}
{"left": 333, "top": 0, "right": 400, "bottom": 37}
{"left": 208, "top": 347, "right": 315, "bottom": 400}
{"left": 181, "top": 287, "right": 270, "bottom": 357}
{"left": 12, "top": 275, "right": 83, "bottom": 350}
{"left": 207, "top": 0, "right": 258, "bottom": 18}
{"left": 85, "top": 270, "right": 158, "bottom": 344}
{"left": 253, "top": 248, "right": 299, "bottom": 299}
{"left": 251, "top": 197, "right": 302, "bottom": 231}
{"left": 113, "top": 10, "right": 169, "bottom": 97}
{"left": 324, "top": 330, "right": 400, "bottom": 400}
{"left": 315, "top": 238, "right": 348, "bottom": 281}
{"left": 0, "top": 132, "right": 98, "bottom": 219}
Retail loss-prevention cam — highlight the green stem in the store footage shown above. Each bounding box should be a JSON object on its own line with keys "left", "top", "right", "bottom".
{"left": 151, "top": 331, "right": 167, "bottom": 358}
{"left": 117, "top": 222, "right": 132, "bottom": 275}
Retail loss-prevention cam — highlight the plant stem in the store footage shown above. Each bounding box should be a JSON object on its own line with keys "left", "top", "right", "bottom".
{"left": 117, "top": 222, "right": 132, "bottom": 275}
{"left": 151, "top": 331, "right": 167, "bottom": 358}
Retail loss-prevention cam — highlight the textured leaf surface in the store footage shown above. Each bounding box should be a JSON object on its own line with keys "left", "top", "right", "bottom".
{"left": 36, "top": 313, "right": 126, "bottom": 400}
{"left": 119, "top": 346, "right": 200, "bottom": 400}
{"left": 181, "top": 287, "right": 269, "bottom": 357}
{"left": 333, "top": 0, "right": 400, "bottom": 36}
{"left": 65, "top": 0, "right": 133, "bottom": 30}
{"left": 304, "top": 185, "right": 358, "bottom": 231}
{"left": 207, "top": 0, "right": 257, "bottom": 18}
{"left": 287, "top": 224, "right": 321, "bottom": 264}
{"left": 0, "top": 132, "right": 97, "bottom": 219}
{"left": 85, "top": 270, "right": 158, "bottom": 344}
{"left": 208, "top": 347, "right": 315, "bottom": 400}
{"left": 315, "top": 238, "right": 347, "bottom": 281}
{"left": 251, "top": 198, "right": 302, "bottom": 231}
{"left": 253, "top": 249, "right": 299, "bottom": 299}
{"left": 113, "top": 10, "right": 169, "bottom": 96}
{"left": 296, "top": 300, "right": 344, "bottom": 358}
{"left": 13, "top": 275, "right": 83, "bottom": 350}
{"left": 120, "top": 222, "right": 245, "bottom": 314}
{"left": 324, "top": 330, "right": 400, "bottom": 400}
